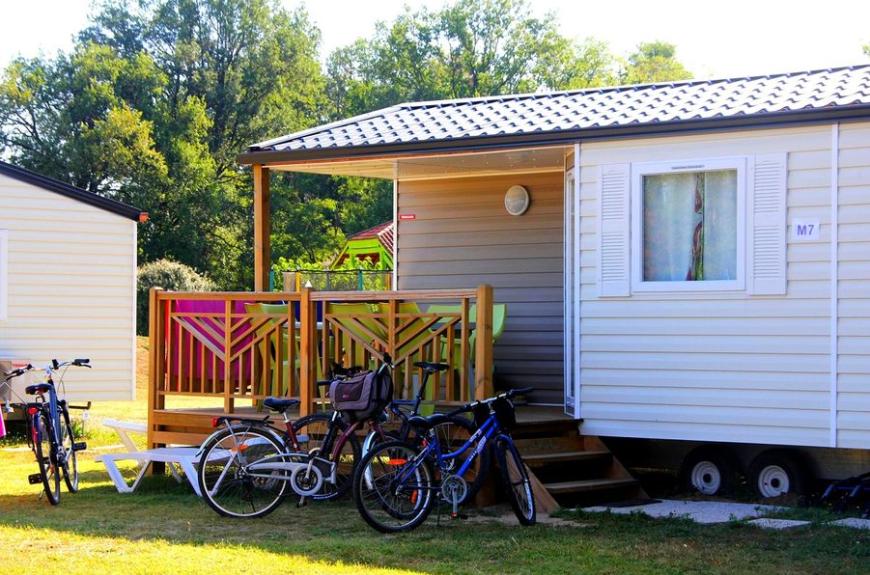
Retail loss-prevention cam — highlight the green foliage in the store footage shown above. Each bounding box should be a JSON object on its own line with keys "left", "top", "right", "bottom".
{"left": 620, "top": 41, "right": 693, "bottom": 85}
{"left": 136, "top": 259, "right": 214, "bottom": 335}
{"left": 0, "top": 0, "right": 693, "bottom": 293}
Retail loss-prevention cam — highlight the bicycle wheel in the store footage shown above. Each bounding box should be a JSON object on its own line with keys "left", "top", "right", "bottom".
{"left": 293, "top": 413, "right": 360, "bottom": 501}
{"left": 353, "top": 440, "right": 434, "bottom": 533}
{"left": 60, "top": 405, "right": 79, "bottom": 492}
{"left": 494, "top": 437, "right": 535, "bottom": 526}
{"left": 430, "top": 415, "right": 489, "bottom": 504}
{"left": 197, "top": 425, "right": 289, "bottom": 518}
{"left": 33, "top": 411, "right": 60, "bottom": 505}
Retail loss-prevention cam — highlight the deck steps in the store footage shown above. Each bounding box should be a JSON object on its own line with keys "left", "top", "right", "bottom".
{"left": 511, "top": 417, "right": 646, "bottom": 509}
{"left": 524, "top": 450, "right": 612, "bottom": 466}
{"left": 543, "top": 477, "right": 640, "bottom": 495}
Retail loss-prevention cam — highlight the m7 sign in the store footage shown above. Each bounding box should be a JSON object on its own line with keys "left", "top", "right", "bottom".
{"left": 790, "top": 218, "right": 820, "bottom": 242}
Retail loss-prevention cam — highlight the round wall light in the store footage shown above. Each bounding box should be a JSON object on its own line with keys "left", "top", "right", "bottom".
{"left": 504, "top": 185, "right": 530, "bottom": 216}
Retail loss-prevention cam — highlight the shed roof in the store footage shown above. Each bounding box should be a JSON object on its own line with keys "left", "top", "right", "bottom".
{"left": 0, "top": 161, "right": 143, "bottom": 221}
{"left": 243, "top": 64, "right": 870, "bottom": 163}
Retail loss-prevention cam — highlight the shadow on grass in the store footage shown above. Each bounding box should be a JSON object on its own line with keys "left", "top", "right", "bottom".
{"left": 1, "top": 472, "right": 869, "bottom": 575}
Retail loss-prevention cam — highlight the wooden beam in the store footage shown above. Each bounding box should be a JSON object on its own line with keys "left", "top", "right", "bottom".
{"left": 474, "top": 284, "right": 493, "bottom": 401}
{"left": 253, "top": 164, "right": 271, "bottom": 291}
{"left": 299, "top": 287, "right": 314, "bottom": 416}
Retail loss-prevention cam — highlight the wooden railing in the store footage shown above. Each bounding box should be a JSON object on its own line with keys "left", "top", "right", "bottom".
{"left": 147, "top": 285, "right": 494, "bottom": 446}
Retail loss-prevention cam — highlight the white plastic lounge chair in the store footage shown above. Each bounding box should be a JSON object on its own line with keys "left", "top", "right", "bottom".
{"left": 95, "top": 418, "right": 205, "bottom": 496}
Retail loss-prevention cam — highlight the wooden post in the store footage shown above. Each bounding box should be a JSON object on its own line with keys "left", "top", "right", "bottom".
{"left": 223, "top": 299, "right": 234, "bottom": 413}
{"left": 148, "top": 288, "right": 166, "bottom": 474}
{"left": 474, "top": 284, "right": 493, "bottom": 401}
{"left": 147, "top": 288, "right": 162, "bottom": 451}
{"left": 253, "top": 164, "right": 271, "bottom": 292}
{"left": 299, "top": 287, "right": 314, "bottom": 416}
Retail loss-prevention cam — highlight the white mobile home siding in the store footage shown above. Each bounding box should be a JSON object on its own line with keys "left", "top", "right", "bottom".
{"left": 0, "top": 173, "right": 136, "bottom": 400}
{"left": 577, "top": 123, "right": 870, "bottom": 449}
{"left": 838, "top": 121, "right": 870, "bottom": 449}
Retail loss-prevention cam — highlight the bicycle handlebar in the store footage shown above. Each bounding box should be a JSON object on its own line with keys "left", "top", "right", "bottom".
{"left": 4, "top": 358, "right": 91, "bottom": 381}
{"left": 448, "top": 386, "right": 534, "bottom": 416}
{"left": 3, "top": 364, "right": 33, "bottom": 381}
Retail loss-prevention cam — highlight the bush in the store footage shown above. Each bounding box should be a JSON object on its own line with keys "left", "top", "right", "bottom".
{"left": 136, "top": 259, "right": 214, "bottom": 335}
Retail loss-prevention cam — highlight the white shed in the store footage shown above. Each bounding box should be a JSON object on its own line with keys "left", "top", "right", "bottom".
{"left": 0, "top": 161, "right": 141, "bottom": 400}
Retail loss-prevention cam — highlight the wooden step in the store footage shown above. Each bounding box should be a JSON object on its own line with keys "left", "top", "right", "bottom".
{"left": 523, "top": 450, "right": 612, "bottom": 467}
{"left": 543, "top": 477, "right": 639, "bottom": 495}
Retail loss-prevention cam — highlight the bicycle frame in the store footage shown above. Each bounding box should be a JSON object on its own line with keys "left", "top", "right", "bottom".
{"left": 27, "top": 377, "right": 65, "bottom": 467}
{"left": 396, "top": 411, "right": 503, "bottom": 490}
{"left": 207, "top": 409, "right": 386, "bottom": 494}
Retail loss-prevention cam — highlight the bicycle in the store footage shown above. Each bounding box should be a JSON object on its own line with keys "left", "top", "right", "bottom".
{"left": 352, "top": 386, "right": 536, "bottom": 533}
{"left": 361, "top": 360, "right": 487, "bottom": 504}
{"left": 196, "top": 356, "right": 481, "bottom": 518}
{"left": 2, "top": 359, "right": 91, "bottom": 505}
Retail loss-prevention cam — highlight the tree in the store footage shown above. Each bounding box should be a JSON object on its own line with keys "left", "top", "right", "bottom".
{"left": 620, "top": 41, "right": 692, "bottom": 85}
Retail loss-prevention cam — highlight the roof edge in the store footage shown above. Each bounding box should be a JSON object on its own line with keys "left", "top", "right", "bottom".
{"left": 248, "top": 63, "right": 870, "bottom": 152}
{"left": 0, "top": 161, "right": 143, "bottom": 221}
{"left": 238, "top": 104, "right": 870, "bottom": 166}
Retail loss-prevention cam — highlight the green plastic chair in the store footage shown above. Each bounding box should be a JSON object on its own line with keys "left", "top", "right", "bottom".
{"left": 244, "top": 303, "right": 291, "bottom": 400}
{"left": 425, "top": 303, "right": 507, "bottom": 399}
{"left": 327, "top": 302, "right": 388, "bottom": 370}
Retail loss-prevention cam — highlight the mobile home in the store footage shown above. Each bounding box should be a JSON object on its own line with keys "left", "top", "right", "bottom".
{"left": 0, "top": 161, "right": 142, "bottom": 401}
{"left": 152, "top": 65, "right": 870, "bottom": 501}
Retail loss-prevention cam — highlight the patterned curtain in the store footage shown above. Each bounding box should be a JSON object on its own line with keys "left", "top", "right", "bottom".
{"left": 643, "top": 170, "right": 737, "bottom": 282}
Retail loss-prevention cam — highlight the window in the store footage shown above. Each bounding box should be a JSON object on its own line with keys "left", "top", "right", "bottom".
{"left": 631, "top": 158, "right": 745, "bottom": 292}
{"left": 0, "top": 230, "right": 7, "bottom": 320}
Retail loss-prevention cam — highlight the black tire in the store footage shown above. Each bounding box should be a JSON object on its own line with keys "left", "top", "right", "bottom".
{"left": 680, "top": 447, "right": 737, "bottom": 496}
{"left": 430, "top": 415, "right": 489, "bottom": 505}
{"left": 33, "top": 411, "right": 60, "bottom": 505}
{"left": 494, "top": 437, "right": 535, "bottom": 526}
{"left": 197, "top": 425, "right": 290, "bottom": 518}
{"left": 60, "top": 405, "right": 79, "bottom": 493}
{"left": 748, "top": 449, "right": 811, "bottom": 499}
{"left": 353, "top": 440, "right": 435, "bottom": 533}
{"left": 293, "top": 413, "right": 360, "bottom": 501}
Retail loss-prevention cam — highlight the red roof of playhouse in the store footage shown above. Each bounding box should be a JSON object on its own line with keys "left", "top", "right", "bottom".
{"left": 348, "top": 221, "right": 394, "bottom": 254}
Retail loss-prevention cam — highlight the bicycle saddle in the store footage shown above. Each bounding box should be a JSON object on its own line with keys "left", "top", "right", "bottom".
{"left": 413, "top": 361, "right": 450, "bottom": 373}
{"left": 263, "top": 397, "right": 300, "bottom": 412}
{"left": 25, "top": 383, "right": 53, "bottom": 395}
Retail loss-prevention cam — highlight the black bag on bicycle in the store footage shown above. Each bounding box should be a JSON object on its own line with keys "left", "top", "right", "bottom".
{"left": 473, "top": 397, "right": 517, "bottom": 430}
{"left": 329, "top": 368, "right": 393, "bottom": 421}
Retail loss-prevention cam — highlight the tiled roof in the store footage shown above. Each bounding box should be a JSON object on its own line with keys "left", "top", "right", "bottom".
{"left": 250, "top": 65, "right": 870, "bottom": 155}
{"left": 348, "top": 221, "right": 394, "bottom": 254}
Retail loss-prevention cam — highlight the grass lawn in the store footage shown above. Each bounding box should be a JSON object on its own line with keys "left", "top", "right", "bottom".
{"left": 0, "top": 339, "right": 867, "bottom": 574}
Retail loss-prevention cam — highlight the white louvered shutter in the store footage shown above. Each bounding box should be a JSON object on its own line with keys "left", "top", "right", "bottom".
{"left": 598, "top": 163, "right": 630, "bottom": 297}
{"left": 749, "top": 153, "right": 788, "bottom": 295}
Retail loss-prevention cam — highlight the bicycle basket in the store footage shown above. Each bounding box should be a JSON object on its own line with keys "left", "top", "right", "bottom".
{"left": 492, "top": 397, "right": 517, "bottom": 430}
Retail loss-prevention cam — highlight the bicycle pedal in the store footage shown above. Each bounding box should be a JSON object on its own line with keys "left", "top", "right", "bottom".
{"left": 28, "top": 474, "right": 42, "bottom": 485}
{"left": 73, "top": 442, "right": 87, "bottom": 452}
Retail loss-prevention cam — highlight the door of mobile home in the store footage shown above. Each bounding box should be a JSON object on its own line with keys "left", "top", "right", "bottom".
{"left": 563, "top": 148, "right": 580, "bottom": 418}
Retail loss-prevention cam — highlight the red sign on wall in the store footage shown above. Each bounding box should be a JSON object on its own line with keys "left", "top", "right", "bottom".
{"left": 398, "top": 214, "right": 416, "bottom": 221}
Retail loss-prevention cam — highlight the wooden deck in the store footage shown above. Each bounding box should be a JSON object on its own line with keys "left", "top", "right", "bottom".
{"left": 150, "top": 404, "right": 574, "bottom": 447}
{"left": 147, "top": 286, "right": 498, "bottom": 449}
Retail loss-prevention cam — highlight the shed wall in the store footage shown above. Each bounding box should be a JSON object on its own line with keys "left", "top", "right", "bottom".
{"left": 0, "top": 174, "right": 136, "bottom": 400}
{"left": 577, "top": 123, "right": 870, "bottom": 448}
{"left": 396, "top": 172, "right": 565, "bottom": 404}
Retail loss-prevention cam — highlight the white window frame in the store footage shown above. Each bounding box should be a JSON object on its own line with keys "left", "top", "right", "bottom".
{"left": 0, "top": 230, "right": 7, "bottom": 320}
{"left": 631, "top": 157, "right": 747, "bottom": 293}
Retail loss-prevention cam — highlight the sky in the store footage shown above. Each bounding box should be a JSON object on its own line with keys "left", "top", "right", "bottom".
{"left": 0, "top": 0, "right": 868, "bottom": 79}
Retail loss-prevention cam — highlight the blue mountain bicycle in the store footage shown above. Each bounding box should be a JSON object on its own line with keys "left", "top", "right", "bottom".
{"left": 2, "top": 359, "right": 90, "bottom": 505}
{"left": 352, "top": 387, "right": 536, "bottom": 532}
